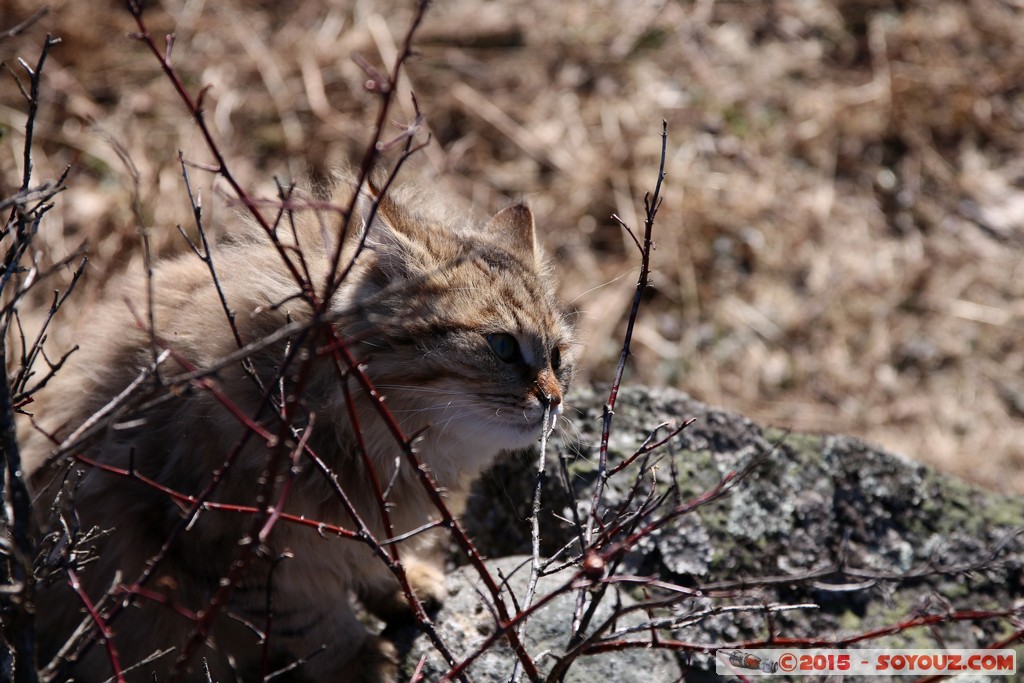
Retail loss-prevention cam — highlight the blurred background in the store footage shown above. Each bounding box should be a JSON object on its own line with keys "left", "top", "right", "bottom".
{"left": 2, "top": 0, "right": 1022, "bottom": 491}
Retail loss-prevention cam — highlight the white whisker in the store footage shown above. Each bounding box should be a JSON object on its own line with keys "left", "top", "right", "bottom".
{"left": 570, "top": 269, "right": 632, "bottom": 305}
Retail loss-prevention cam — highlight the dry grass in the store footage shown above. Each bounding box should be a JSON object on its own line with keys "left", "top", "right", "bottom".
{"left": 3, "top": 0, "right": 1023, "bottom": 492}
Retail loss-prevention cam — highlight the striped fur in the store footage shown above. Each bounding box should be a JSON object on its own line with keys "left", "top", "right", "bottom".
{"left": 23, "top": 179, "right": 575, "bottom": 682}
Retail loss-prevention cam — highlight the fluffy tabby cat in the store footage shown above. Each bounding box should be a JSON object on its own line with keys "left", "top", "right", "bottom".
{"left": 23, "top": 179, "right": 575, "bottom": 682}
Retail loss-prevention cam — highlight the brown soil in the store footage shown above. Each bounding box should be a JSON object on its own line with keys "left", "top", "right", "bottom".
{"left": 3, "top": 0, "right": 1022, "bottom": 491}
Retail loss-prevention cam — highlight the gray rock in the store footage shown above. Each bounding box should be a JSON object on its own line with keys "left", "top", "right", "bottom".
{"left": 402, "top": 555, "right": 684, "bottom": 682}
{"left": 449, "top": 384, "right": 1024, "bottom": 678}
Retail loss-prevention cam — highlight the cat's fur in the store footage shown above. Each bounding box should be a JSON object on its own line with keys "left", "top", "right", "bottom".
{"left": 23, "top": 180, "right": 575, "bottom": 682}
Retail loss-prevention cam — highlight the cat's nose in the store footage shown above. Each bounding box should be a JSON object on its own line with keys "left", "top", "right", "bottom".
{"left": 534, "top": 370, "right": 562, "bottom": 407}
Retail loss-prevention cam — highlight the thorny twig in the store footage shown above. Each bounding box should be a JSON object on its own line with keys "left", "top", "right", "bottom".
{"left": 9, "top": 5, "right": 1023, "bottom": 682}
{"left": 124, "top": 0, "right": 311, "bottom": 304}
{"left": 175, "top": 153, "right": 245, "bottom": 350}
{"left": 577, "top": 604, "right": 1024, "bottom": 659}
{"left": 1, "top": 33, "right": 63, "bottom": 683}
{"left": 572, "top": 120, "right": 668, "bottom": 644}
{"left": 9, "top": 255, "right": 85, "bottom": 403}
{"left": 509, "top": 403, "right": 554, "bottom": 683}
{"left": 101, "top": 3, "right": 501, "bottom": 680}
{"left": 66, "top": 570, "right": 124, "bottom": 683}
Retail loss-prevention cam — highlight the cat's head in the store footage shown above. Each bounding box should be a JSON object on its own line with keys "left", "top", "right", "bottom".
{"left": 337, "top": 187, "right": 576, "bottom": 474}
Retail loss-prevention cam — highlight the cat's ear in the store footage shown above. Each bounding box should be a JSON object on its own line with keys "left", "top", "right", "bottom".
{"left": 486, "top": 204, "right": 538, "bottom": 265}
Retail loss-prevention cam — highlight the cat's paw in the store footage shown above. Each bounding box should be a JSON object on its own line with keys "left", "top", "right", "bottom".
{"left": 342, "top": 635, "right": 399, "bottom": 683}
{"left": 405, "top": 555, "right": 447, "bottom": 610}
{"left": 364, "top": 557, "right": 446, "bottom": 623}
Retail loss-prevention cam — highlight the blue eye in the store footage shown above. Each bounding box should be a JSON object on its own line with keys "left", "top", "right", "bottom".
{"left": 486, "top": 333, "right": 520, "bottom": 363}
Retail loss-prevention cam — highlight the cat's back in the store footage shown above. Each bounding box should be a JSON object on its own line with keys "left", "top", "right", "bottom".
{"left": 20, "top": 222, "right": 311, "bottom": 479}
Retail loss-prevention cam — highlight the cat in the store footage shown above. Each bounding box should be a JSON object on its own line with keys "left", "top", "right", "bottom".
{"left": 23, "top": 178, "right": 576, "bottom": 682}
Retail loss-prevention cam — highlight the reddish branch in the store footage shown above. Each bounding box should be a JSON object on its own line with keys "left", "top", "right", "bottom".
{"left": 325, "top": 327, "right": 542, "bottom": 680}
{"left": 572, "top": 121, "right": 668, "bottom": 642}
{"left": 124, "top": 1, "right": 312, "bottom": 305}
{"left": 606, "top": 417, "right": 695, "bottom": 477}
{"left": 70, "top": 452, "right": 358, "bottom": 540}
{"left": 111, "top": 2, "right": 538, "bottom": 679}
{"left": 15, "top": 3, "right": 1020, "bottom": 681}
{"left": 578, "top": 605, "right": 1024, "bottom": 656}
{"left": 66, "top": 570, "right": 124, "bottom": 683}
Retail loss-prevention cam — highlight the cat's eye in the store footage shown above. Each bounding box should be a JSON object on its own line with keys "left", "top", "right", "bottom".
{"left": 486, "top": 333, "right": 520, "bottom": 363}
{"left": 551, "top": 346, "right": 562, "bottom": 372}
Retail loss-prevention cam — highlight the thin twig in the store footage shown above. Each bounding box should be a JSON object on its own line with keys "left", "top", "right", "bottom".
{"left": 0, "top": 7, "right": 50, "bottom": 40}
{"left": 1, "top": 36, "right": 62, "bottom": 683}
{"left": 510, "top": 403, "right": 553, "bottom": 683}
{"left": 572, "top": 121, "right": 668, "bottom": 642}
{"left": 66, "top": 570, "right": 124, "bottom": 683}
